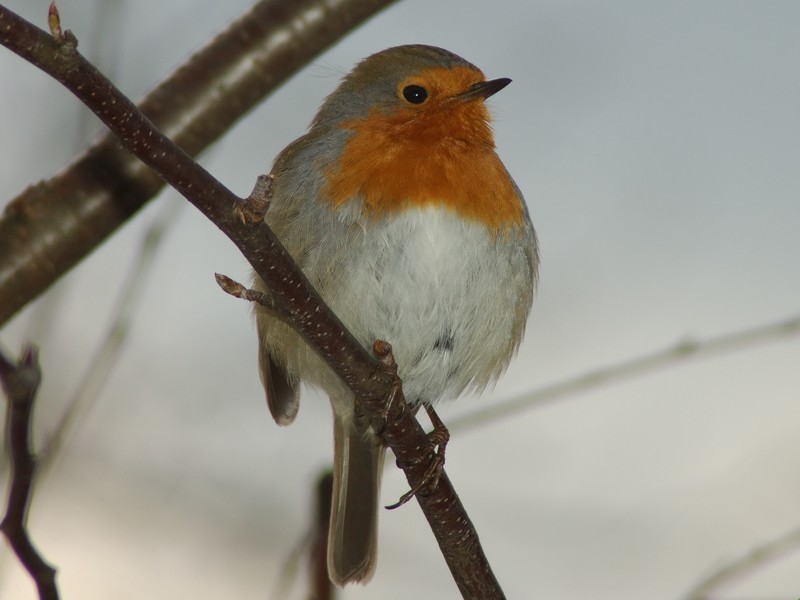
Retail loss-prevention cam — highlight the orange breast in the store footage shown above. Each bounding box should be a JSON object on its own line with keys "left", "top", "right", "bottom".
{"left": 321, "top": 93, "right": 525, "bottom": 233}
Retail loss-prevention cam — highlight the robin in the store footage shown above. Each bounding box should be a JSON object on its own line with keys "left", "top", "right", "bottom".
{"left": 253, "top": 44, "right": 538, "bottom": 586}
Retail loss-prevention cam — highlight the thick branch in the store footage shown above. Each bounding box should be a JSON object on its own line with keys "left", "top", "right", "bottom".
{"left": 0, "top": 5, "right": 504, "bottom": 598}
{"left": 0, "top": 0, "right": 397, "bottom": 326}
{"left": 0, "top": 346, "right": 59, "bottom": 600}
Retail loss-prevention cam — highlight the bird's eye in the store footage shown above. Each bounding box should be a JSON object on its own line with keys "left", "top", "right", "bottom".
{"left": 402, "top": 84, "right": 428, "bottom": 104}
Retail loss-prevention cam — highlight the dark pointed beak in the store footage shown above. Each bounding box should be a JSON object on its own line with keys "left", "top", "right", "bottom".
{"left": 458, "top": 77, "right": 512, "bottom": 101}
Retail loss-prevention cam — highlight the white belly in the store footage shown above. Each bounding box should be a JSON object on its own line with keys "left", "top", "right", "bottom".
{"left": 313, "top": 205, "right": 532, "bottom": 405}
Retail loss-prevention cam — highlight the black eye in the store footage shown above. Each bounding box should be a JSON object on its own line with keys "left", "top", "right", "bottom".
{"left": 402, "top": 84, "right": 428, "bottom": 104}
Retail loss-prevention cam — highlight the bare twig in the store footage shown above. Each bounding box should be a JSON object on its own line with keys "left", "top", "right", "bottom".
{"left": 449, "top": 312, "right": 800, "bottom": 433}
{"left": 214, "top": 274, "right": 279, "bottom": 316}
{"left": 310, "top": 472, "right": 335, "bottom": 600}
{"left": 270, "top": 526, "right": 312, "bottom": 600}
{"left": 0, "top": 0, "right": 398, "bottom": 326}
{"left": 683, "top": 524, "right": 800, "bottom": 600}
{"left": 0, "top": 346, "right": 59, "bottom": 600}
{"left": 37, "top": 199, "right": 182, "bottom": 474}
{"left": 0, "top": 5, "right": 505, "bottom": 597}
{"left": 268, "top": 471, "right": 335, "bottom": 600}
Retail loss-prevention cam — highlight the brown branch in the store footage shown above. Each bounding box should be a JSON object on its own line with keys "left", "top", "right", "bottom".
{"left": 0, "top": 5, "right": 505, "bottom": 598}
{"left": 0, "top": 346, "right": 59, "bottom": 600}
{"left": 0, "top": 0, "right": 397, "bottom": 326}
{"left": 310, "top": 472, "right": 335, "bottom": 600}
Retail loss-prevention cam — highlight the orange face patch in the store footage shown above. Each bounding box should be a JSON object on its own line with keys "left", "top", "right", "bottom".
{"left": 321, "top": 66, "right": 525, "bottom": 232}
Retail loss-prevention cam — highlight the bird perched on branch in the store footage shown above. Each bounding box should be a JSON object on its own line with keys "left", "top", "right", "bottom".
{"left": 253, "top": 44, "right": 538, "bottom": 586}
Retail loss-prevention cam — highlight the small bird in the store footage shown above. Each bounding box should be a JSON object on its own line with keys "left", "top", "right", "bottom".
{"left": 253, "top": 44, "right": 538, "bottom": 586}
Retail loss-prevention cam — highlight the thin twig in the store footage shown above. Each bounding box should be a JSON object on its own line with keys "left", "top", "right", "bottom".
{"left": 310, "top": 471, "right": 335, "bottom": 600}
{"left": 0, "top": 346, "right": 59, "bottom": 600}
{"left": 448, "top": 313, "right": 800, "bottom": 433}
{"left": 270, "top": 528, "right": 312, "bottom": 600}
{"left": 214, "top": 274, "right": 280, "bottom": 316}
{"left": 683, "top": 524, "right": 800, "bottom": 600}
{"left": 268, "top": 472, "right": 335, "bottom": 599}
{"left": 37, "top": 199, "right": 182, "bottom": 474}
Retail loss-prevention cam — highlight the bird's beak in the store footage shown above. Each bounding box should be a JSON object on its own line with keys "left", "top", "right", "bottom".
{"left": 457, "top": 77, "right": 512, "bottom": 102}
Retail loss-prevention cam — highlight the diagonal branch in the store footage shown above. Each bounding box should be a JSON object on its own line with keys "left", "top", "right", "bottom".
{"left": 0, "top": 0, "right": 398, "bottom": 326}
{"left": 682, "top": 524, "right": 800, "bottom": 600}
{"left": 0, "top": 345, "right": 59, "bottom": 600}
{"left": 0, "top": 5, "right": 505, "bottom": 598}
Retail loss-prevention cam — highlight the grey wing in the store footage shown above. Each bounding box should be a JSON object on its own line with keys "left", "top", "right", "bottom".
{"left": 254, "top": 132, "right": 324, "bottom": 426}
{"left": 258, "top": 334, "right": 300, "bottom": 426}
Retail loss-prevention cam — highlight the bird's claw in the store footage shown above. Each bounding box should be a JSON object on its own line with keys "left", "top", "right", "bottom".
{"left": 386, "top": 402, "right": 450, "bottom": 510}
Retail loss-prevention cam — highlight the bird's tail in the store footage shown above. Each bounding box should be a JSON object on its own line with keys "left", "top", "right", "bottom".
{"left": 328, "top": 409, "right": 386, "bottom": 585}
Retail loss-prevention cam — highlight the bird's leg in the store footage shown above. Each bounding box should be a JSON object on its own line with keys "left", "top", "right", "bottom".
{"left": 386, "top": 401, "right": 450, "bottom": 510}
{"left": 370, "top": 339, "right": 450, "bottom": 508}
{"left": 422, "top": 400, "right": 450, "bottom": 467}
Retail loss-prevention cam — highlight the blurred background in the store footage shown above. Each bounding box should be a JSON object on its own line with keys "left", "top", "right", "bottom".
{"left": 1, "top": 1, "right": 799, "bottom": 598}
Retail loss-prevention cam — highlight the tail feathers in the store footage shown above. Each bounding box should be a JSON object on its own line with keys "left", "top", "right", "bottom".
{"left": 257, "top": 341, "right": 299, "bottom": 426}
{"left": 328, "top": 412, "right": 386, "bottom": 585}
